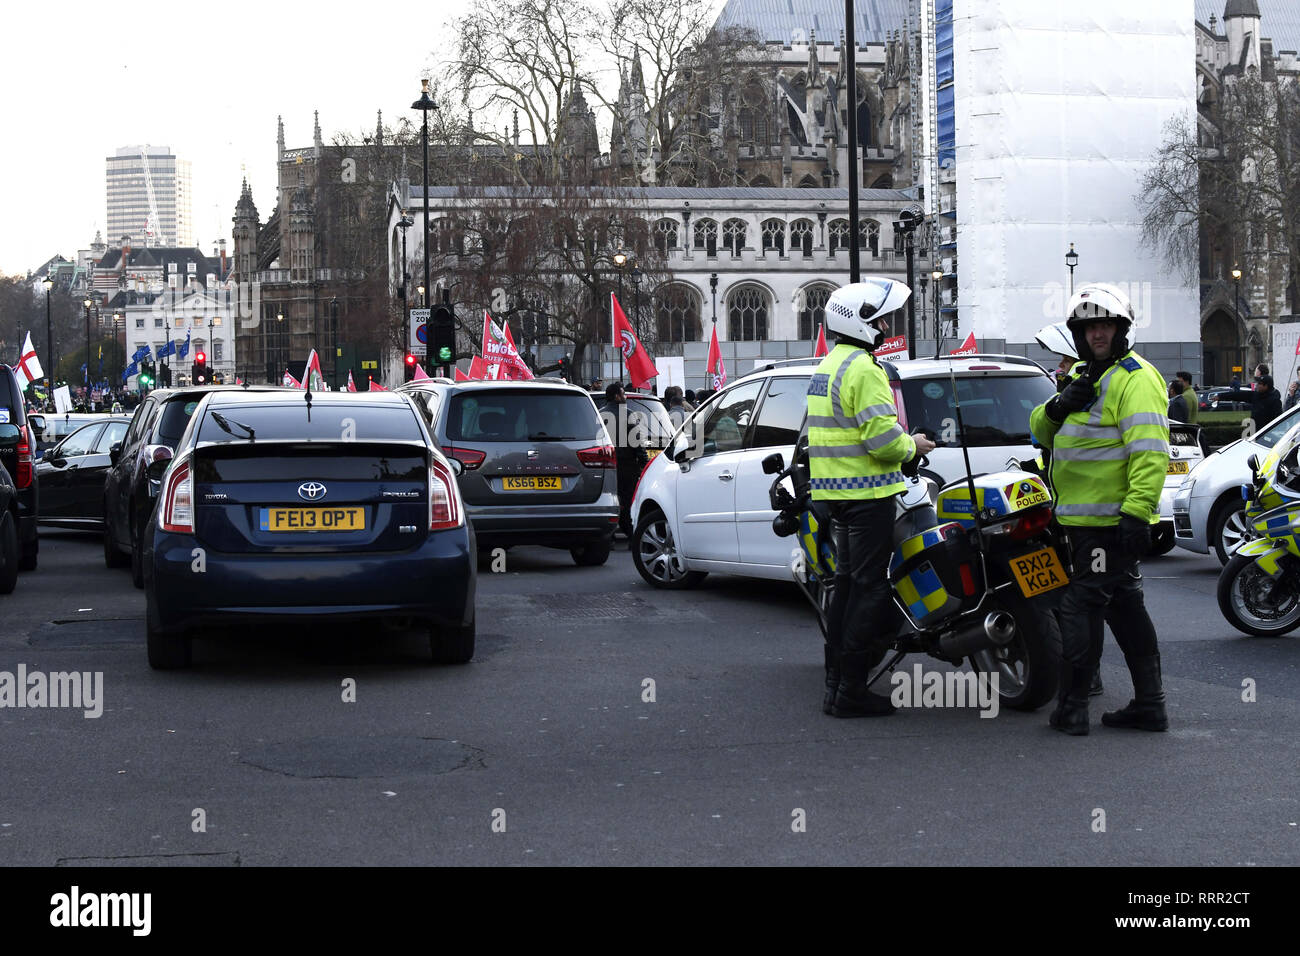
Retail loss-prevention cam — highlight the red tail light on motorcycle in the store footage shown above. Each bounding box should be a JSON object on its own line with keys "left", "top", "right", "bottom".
{"left": 577, "top": 444, "right": 616, "bottom": 468}
{"left": 958, "top": 562, "right": 977, "bottom": 597}
{"left": 1009, "top": 506, "right": 1052, "bottom": 541}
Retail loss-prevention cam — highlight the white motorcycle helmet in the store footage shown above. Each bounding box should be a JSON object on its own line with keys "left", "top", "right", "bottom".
{"left": 1065, "top": 282, "right": 1136, "bottom": 360}
{"left": 824, "top": 279, "right": 912, "bottom": 350}
{"left": 1035, "top": 322, "right": 1078, "bottom": 361}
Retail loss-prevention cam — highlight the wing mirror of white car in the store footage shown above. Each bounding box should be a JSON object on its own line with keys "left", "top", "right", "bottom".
{"left": 762, "top": 452, "right": 785, "bottom": 475}
{"left": 446, "top": 456, "right": 464, "bottom": 477}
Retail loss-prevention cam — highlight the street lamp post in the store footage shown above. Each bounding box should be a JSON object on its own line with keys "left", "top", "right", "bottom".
{"left": 397, "top": 211, "right": 413, "bottom": 312}
{"left": 330, "top": 297, "right": 339, "bottom": 387}
{"left": 1065, "top": 243, "right": 1079, "bottom": 296}
{"left": 412, "top": 78, "right": 437, "bottom": 346}
{"left": 710, "top": 273, "right": 718, "bottom": 326}
{"left": 277, "top": 311, "right": 284, "bottom": 382}
{"left": 113, "top": 311, "right": 121, "bottom": 386}
{"left": 43, "top": 278, "right": 53, "bottom": 398}
{"left": 1232, "top": 266, "right": 1243, "bottom": 383}
{"left": 932, "top": 269, "right": 943, "bottom": 354}
{"left": 83, "top": 297, "right": 92, "bottom": 401}
{"left": 631, "top": 266, "right": 643, "bottom": 344}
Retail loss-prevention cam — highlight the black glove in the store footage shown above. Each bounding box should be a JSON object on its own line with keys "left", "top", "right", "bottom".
{"left": 1118, "top": 514, "right": 1151, "bottom": 560}
{"left": 1046, "top": 375, "right": 1095, "bottom": 423}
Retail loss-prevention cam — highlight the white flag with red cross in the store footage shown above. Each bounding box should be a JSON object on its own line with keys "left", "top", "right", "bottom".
{"left": 13, "top": 332, "right": 43, "bottom": 389}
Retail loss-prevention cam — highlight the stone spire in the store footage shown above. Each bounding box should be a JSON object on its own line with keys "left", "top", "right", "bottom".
{"left": 313, "top": 110, "right": 322, "bottom": 156}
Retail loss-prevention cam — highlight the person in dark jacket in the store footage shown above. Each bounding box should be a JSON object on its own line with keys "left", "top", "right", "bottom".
{"left": 1167, "top": 380, "right": 1189, "bottom": 423}
{"left": 602, "top": 382, "right": 648, "bottom": 539}
{"left": 1251, "top": 374, "right": 1282, "bottom": 434}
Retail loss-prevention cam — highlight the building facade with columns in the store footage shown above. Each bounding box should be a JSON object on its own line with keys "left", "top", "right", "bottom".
{"left": 389, "top": 184, "right": 937, "bottom": 388}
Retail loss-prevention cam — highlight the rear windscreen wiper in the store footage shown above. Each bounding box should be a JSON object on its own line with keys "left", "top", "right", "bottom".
{"left": 210, "top": 411, "right": 256, "bottom": 441}
{"left": 527, "top": 432, "right": 575, "bottom": 441}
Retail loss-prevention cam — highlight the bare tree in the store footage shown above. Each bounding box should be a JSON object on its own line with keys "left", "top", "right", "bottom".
{"left": 1139, "top": 73, "right": 1300, "bottom": 307}
{"left": 590, "top": 0, "right": 760, "bottom": 186}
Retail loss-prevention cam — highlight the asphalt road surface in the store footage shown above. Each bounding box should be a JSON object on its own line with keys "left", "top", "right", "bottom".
{"left": 1, "top": 530, "right": 1297, "bottom": 866}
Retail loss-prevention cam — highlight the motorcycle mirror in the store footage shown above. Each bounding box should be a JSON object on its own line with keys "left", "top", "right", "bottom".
{"left": 1246, "top": 453, "right": 1259, "bottom": 475}
{"left": 762, "top": 452, "right": 785, "bottom": 475}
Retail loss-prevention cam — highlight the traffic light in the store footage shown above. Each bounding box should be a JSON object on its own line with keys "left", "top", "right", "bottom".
{"left": 138, "top": 362, "right": 153, "bottom": 390}
{"left": 192, "top": 351, "right": 207, "bottom": 385}
{"left": 431, "top": 305, "right": 455, "bottom": 368}
{"left": 557, "top": 354, "right": 570, "bottom": 382}
{"left": 404, "top": 353, "right": 418, "bottom": 382}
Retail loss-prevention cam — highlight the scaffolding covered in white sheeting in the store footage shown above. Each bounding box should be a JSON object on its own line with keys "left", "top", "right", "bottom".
{"left": 953, "top": 0, "right": 1199, "bottom": 349}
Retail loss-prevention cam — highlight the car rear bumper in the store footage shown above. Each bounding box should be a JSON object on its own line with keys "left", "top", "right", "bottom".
{"left": 147, "top": 526, "right": 476, "bottom": 633}
{"left": 466, "top": 499, "right": 619, "bottom": 548}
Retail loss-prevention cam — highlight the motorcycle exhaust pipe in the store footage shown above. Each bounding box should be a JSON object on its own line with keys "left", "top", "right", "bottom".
{"left": 938, "top": 611, "right": 1017, "bottom": 659}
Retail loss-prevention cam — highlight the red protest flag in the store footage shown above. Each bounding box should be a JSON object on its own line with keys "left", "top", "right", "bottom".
{"left": 283, "top": 369, "right": 301, "bottom": 388}
{"left": 412, "top": 363, "right": 431, "bottom": 381}
{"left": 468, "top": 356, "right": 490, "bottom": 380}
{"left": 368, "top": 379, "right": 387, "bottom": 391}
{"left": 875, "top": 335, "right": 909, "bottom": 359}
{"left": 813, "top": 323, "right": 828, "bottom": 358}
{"left": 949, "top": 332, "right": 978, "bottom": 356}
{"left": 303, "top": 349, "right": 324, "bottom": 390}
{"left": 482, "top": 311, "right": 532, "bottom": 380}
{"left": 706, "top": 322, "right": 727, "bottom": 389}
{"left": 611, "top": 293, "right": 658, "bottom": 389}
{"left": 346, "top": 369, "right": 358, "bottom": 392}
{"left": 454, "top": 366, "right": 470, "bottom": 381}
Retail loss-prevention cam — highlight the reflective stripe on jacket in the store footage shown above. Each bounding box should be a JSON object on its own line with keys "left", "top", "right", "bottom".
{"left": 1029, "top": 350, "right": 1169, "bottom": 527}
{"left": 806, "top": 343, "right": 916, "bottom": 501}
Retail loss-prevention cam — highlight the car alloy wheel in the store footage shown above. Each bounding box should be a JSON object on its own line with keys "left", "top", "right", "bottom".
{"left": 632, "top": 512, "right": 705, "bottom": 589}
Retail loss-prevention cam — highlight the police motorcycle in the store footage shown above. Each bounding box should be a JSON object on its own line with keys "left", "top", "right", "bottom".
{"left": 765, "top": 432, "right": 1064, "bottom": 711}
{"left": 1217, "top": 420, "right": 1300, "bottom": 636}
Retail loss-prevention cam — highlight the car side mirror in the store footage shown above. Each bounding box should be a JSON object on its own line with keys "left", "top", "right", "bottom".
{"left": 446, "top": 456, "right": 464, "bottom": 477}
{"left": 28, "top": 416, "right": 45, "bottom": 438}
{"left": 109, "top": 442, "right": 122, "bottom": 465}
{"left": 762, "top": 452, "right": 785, "bottom": 475}
{"left": 144, "top": 444, "right": 173, "bottom": 480}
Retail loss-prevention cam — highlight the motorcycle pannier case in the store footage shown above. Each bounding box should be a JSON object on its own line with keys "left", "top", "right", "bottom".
{"left": 889, "top": 522, "right": 983, "bottom": 628}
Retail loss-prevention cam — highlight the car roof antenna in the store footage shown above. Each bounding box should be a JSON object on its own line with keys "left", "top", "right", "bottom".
{"left": 304, "top": 385, "right": 312, "bottom": 422}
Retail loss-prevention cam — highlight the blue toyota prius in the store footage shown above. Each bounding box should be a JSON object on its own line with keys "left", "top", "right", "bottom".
{"left": 144, "top": 388, "right": 476, "bottom": 669}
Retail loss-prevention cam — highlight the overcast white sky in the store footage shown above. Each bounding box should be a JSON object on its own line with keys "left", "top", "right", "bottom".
{"left": 0, "top": 0, "right": 484, "bottom": 276}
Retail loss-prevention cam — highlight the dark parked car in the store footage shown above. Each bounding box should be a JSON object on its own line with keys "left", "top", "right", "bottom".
{"left": 400, "top": 379, "right": 619, "bottom": 565}
{"left": 144, "top": 389, "right": 475, "bottom": 669}
{"left": 35, "top": 418, "right": 130, "bottom": 527}
{"left": 31, "top": 412, "right": 115, "bottom": 459}
{"left": 0, "top": 365, "right": 38, "bottom": 570}
{"left": 0, "top": 456, "right": 19, "bottom": 594}
{"left": 104, "top": 386, "right": 286, "bottom": 588}
{"left": 1205, "top": 388, "right": 1255, "bottom": 412}
{"left": 590, "top": 390, "right": 677, "bottom": 463}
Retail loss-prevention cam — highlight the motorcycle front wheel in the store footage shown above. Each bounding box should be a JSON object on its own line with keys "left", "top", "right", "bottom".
{"left": 967, "top": 599, "right": 1060, "bottom": 711}
{"left": 1217, "top": 553, "right": 1300, "bottom": 637}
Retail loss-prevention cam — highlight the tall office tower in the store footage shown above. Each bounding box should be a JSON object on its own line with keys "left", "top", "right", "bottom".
{"left": 105, "top": 146, "right": 194, "bottom": 248}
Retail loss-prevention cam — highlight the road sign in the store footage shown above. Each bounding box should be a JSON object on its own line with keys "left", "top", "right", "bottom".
{"left": 409, "top": 308, "right": 429, "bottom": 357}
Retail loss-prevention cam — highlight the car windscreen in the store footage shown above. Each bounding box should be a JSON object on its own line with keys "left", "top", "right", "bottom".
{"left": 447, "top": 390, "right": 603, "bottom": 442}
{"left": 196, "top": 404, "right": 423, "bottom": 443}
{"left": 900, "top": 374, "right": 1056, "bottom": 447}
{"left": 1255, "top": 406, "right": 1300, "bottom": 449}
{"left": 157, "top": 398, "right": 205, "bottom": 444}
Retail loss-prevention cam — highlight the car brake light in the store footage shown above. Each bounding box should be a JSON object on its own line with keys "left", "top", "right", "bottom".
{"left": 1009, "top": 506, "right": 1052, "bottom": 541}
{"left": 442, "top": 445, "right": 485, "bottom": 470}
{"left": 889, "top": 383, "right": 909, "bottom": 432}
{"left": 159, "top": 458, "right": 193, "bottom": 533}
{"left": 577, "top": 444, "right": 616, "bottom": 468}
{"left": 15, "top": 424, "right": 33, "bottom": 489}
{"left": 430, "top": 457, "right": 462, "bottom": 530}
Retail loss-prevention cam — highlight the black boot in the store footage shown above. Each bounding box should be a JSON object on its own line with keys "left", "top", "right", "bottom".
{"left": 1089, "top": 667, "right": 1104, "bottom": 697}
{"left": 822, "top": 644, "right": 839, "bottom": 715}
{"left": 1049, "top": 663, "right": 1093, "bottom": 736}
{"left": 1101, "top": 655, "right": 1169, "bottom": 731}
{"left": 831, "top": 678, "right": 896, "bottom": 717}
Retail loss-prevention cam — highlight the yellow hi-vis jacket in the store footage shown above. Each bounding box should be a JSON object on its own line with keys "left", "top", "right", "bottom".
{"left": 807, "top": 343, "right": 917, "bottom": 500}
{"left": 1029, "top": 350, "right": 1169, "bottom": 527}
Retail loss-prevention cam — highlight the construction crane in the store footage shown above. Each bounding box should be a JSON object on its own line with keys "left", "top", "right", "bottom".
{"left": 139, "top": 146, "right": 163, "bottom": 246}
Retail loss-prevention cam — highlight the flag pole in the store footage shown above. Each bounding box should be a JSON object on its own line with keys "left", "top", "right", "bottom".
{"left": 612, "top": 292, "right": 624, "bottom": 385}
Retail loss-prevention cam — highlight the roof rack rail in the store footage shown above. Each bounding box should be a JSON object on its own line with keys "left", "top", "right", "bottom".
{"left": 739, "top": 356, "right": 823, "bottom": 376}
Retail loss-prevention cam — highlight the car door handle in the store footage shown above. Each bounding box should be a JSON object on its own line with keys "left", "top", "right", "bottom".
{"left": 718, "top": 471, "right": 734, "bottom": 481}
